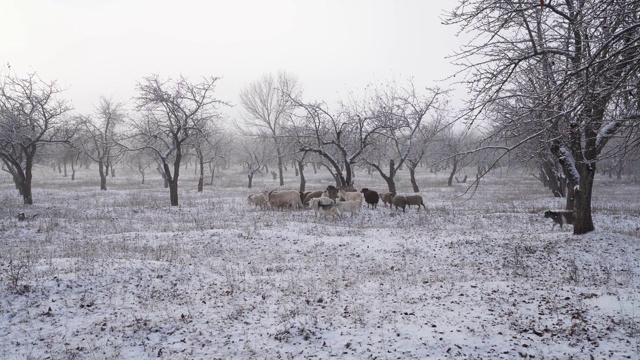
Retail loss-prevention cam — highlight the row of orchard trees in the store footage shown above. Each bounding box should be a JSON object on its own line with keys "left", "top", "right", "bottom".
{"left": 235, "top": 72, "right": 457, "bottom": 195}
{"left": 0, "top": 66, "right": 471, "bottom": 208}
{"left": 0, "top": 70, "right": 231, "bottom": 207}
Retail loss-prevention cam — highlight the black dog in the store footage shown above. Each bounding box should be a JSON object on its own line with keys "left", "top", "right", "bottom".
{"left": 544, "top": 210, "right": 575, "bottom": 230}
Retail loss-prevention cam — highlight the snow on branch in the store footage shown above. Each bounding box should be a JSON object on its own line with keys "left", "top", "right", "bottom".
{"left": 558, "top": 146, "right": 580, "bottom": 191}
{"left": 596, "top": 118, "right": 624, "bottom": 151}
{"left": 161, "top": 145, "right": 176, "bottom": 160}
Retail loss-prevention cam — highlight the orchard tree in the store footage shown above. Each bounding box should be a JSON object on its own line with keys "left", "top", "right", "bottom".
{"left": 131, "top": 74, "right": 227, "bottom": 206}
{"left": 406, "top": 101, "right": 455, "bottom": 192}
{"left": 286, "top": 97, "right": 382, "bottom": 188}
{"left": 361, "top": 81, "right": 447, "bottom": 193}
{"left": 444, "top": 0, "right": 640, "bottom": 234}
{"left": 238, "top": 71, "right": 301, "bottom": 186}
{"left": 240, "top": 138, "right": 269, "bottom": 189}
{"left": 79, "top": 97, "right": 125, "bottom": 190}
{"left": 125, "top": 147, "right": 155, "bottom": 185}
{"left": 0, "top": 71, "right": 73, "bottom": 204}
{"left": 191, "top": 125, "right": 230, "bottom": 192}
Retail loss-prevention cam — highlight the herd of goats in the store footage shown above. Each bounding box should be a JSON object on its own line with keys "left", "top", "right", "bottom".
{"left": 247, "top": 185, "right": 426, "bottom": 218}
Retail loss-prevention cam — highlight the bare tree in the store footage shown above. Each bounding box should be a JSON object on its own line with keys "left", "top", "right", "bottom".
{"left": 191, "top": 126, "right": 231, "bottom": 192}
{"left": 0, "top": 71, "right": 74, "bottom": 204}
{"left": 286, "top": 97, "right": 383, "bottom": 187}
{"left": 130, "top": 74, "right": 227, "bottom": 206}
{"left": 240, "top": 138, "right": 269, "bottom": 189}
{"left": 238, "top": 72, "right": 301, "bottom": 186}
{"left": 125, "top": 148, "right": 155, "bottom": 185}
{"left": 444, "top": 0, "right": 640, "bottom": 234}
{"left": 406, "top": 102, "right": 455, "bottom": 192}
{"left": 79, "top": 97, "right": 125, "bottom": 190}
{"left": 361, "top": 82, "right": 447, "bottom": 193}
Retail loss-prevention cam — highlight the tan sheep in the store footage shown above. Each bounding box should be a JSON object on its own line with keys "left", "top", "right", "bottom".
{"left": 390, "top": 194, "right": 407, "bottom": 212}
{"left": 264, "top": 190, "right": 303, "bottom": 210}
{"left": 248, "top": 193, "right": 268, "bottom": 210}
{"left": 380, "top": 192, "right": 394, "bottom": 207}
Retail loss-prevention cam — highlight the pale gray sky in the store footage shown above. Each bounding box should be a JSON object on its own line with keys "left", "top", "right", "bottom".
{"left": 1, "top": 0, "right": 463, "bottom": 117}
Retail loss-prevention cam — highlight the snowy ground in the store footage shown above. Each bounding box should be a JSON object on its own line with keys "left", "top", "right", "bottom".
{"left": 1, "top": 165, "right": 639, "bottom": 359}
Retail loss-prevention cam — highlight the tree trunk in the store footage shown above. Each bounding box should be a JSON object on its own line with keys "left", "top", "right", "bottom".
{"left": 209, "top": 164, "right": 215, "bottom": 186}
{"left": 98, "top": 160, "right": 107, "bottom": 191}
{"left": 447, "top": 157, "right": 458, "bottom": 186}
{"left": 247, "top": 173, "right": 253, "bottom": 188}
{"left": 383, "top": 175, "right": 397, "bottom": 194}
{"left": 298, "top": 160, "right": 306, "bottom": 193}
{"left": 4, "top": 159, "right": 25, "bottom": 195}
{"left": 169, "top": 180, "right": 179, "bottom": 206}
{"left": 169, "top": 150, "right": 182, "bottom": 206}
{"left": 408, "top": 165, "right": 419, "bottom": 192}
{"left": 21, "top": 179, "right": 33, "bottom": 205}
{"left": 573, "top": 167, "right": 595, "bottom": 235}
{"left": 22, "top": 156, "right": 33, "bottom": 204}
{"left": 565, "top": 179, "right": 575, "bottom": 211}
{"left": 63, "top": 161, "right": 68, "bottom": 177}
{"left": 197, "top": 156, "right": 204, "bottom": 192}
{"left": 344, "top": 162, "right": 353, "bottom": 187}
{"left": 165, "top": 161, "right": 179, "bottom": 206}
{"left": 158, "top": 164, "right": 169, "bottom": 188}
{"left": 276, "top": 147, "right": 284, "bottom": 186}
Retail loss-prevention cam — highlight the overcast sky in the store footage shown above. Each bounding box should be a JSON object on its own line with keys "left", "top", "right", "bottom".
{"left": 1, "top": 0, "right": 463, "bottom": 118}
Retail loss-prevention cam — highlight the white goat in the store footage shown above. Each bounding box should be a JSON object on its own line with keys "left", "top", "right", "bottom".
{"left": 248, "top": 193, "right": 268, "bottom": 210}
{"left": 338, "top": 189, "right": 363, "bottom": 207}
{"left": 310, "top": 196, "right": 335, "bottom": 217}
{"left": 317, "top": 202, "right": 339, "bottom": 219}
{"left": 336, "top": 200, "right": 361, "bottom": 217}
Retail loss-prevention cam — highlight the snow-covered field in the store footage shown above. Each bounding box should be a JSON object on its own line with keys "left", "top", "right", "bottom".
{"left": 1, "top": 165, "right": 639, "bottom": 359}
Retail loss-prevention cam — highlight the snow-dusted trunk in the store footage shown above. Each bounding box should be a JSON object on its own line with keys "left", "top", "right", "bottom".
{"left": 573, "top": 167, "right": 595, "bottom": 234}
{"left": 565, "top": 179, "right": 575, "bottom": 211}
